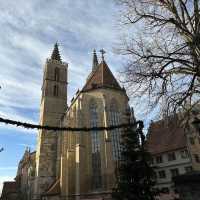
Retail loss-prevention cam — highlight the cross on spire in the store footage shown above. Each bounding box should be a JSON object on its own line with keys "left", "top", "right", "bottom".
{"left": 100, "top": 49, "right": 106, "bottom": 61}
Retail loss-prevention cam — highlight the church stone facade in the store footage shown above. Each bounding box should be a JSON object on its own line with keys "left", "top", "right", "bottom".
{"left": 33, "top": 44, "right": 131, "bottom": 200}
{"left": 2, "top": 44, "right": 200, "bottom": 200}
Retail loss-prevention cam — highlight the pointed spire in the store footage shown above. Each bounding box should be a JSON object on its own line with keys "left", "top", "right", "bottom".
{"left": 51, "top": 43, "right": 62, "bottom": 61}
{"left": 92, "top": 49, "right": 98, "bottom": 71}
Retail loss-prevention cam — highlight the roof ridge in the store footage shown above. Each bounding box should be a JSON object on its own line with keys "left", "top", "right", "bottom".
{"left": 82, "top": 59, "right": 122, "bottom": 92}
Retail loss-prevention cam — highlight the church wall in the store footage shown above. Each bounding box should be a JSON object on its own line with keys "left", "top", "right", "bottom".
{"left": 60, "top": 88, "right": 129, "bottom": 199}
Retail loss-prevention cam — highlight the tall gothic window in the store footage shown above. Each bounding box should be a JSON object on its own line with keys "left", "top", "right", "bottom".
{"left": 90, "top": 100, "right": 102, "bottom": 189}
{"left": 109, "top": 99, "right": 121, "bottom": 160}
{"left": 53, "top": 85, "right": 59, "bottom": 96}
{"left": 55, "top": 67, "right": 60, "bottom": 81}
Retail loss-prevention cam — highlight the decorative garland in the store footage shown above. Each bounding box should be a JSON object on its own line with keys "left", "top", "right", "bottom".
{"left": 0, "top": 117, "right": 143, "bottom": 132}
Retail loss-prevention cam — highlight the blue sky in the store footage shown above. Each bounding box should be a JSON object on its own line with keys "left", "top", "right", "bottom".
{"left": 0, "top": 0, "right": 157, "bottom": 192}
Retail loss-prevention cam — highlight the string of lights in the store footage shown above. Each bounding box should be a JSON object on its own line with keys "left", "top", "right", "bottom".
{"left": 0, "top": 117, "right": 143, "bottom": 132}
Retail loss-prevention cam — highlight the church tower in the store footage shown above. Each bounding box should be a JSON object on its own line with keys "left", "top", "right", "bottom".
{"left": 34, "top": 43, "right": 68, "bottom": 199}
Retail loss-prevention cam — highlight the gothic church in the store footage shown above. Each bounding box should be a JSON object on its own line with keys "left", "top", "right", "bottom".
{"left": 0, "top": 44, "right": 134, "bottom": 200}
{"left": 31, "top": 43, "right": 132, "bottom": 200}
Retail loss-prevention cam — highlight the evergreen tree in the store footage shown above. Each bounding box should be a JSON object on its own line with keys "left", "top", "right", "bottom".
{"left": 112, "top": 114, "right": 156, "bottom": 200}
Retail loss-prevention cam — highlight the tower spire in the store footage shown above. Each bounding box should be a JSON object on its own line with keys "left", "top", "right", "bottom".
{"left": 92, "top": 49, "right": 98, "bottom": 71}
{"left": 51, "top": 43, "right": 62, "bottom": 61}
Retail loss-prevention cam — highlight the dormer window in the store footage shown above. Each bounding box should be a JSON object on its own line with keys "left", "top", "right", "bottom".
{"left": 168, "top": 152, "right": 176, "bottom": 161}
{"left": 156, "top": 155, "right": 163, "bottom": 163}
{"left": 180, "top": 150, "right": 189, "bottom": 159}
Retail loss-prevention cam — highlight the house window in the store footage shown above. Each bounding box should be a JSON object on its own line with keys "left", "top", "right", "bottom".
{"left": 194, "top": 154, "right": 200, "bottom": 163}
{"left": 90, "top": 100, "right": 102, "bottom": 189}
{"left": 158, "top": 170, "right": 166, "bottom": 179}
{"left": 153, "top": 171, "right": 157, "bottom": 179}
{"left": 189, "top": 137, "right": 195, "bottom": 145}
{"left": 161, "top": 187, "right": 169, "bottom": 193}
{"left": 180, "top": 150, "right": 189, "bottom": 159}
{"left": 185, "top": 166, "right": 193, "bottom": 173}
{"left": 168, "top": 152, "right": 176, "bottom": 161}
{"left": 156, "top": 155, "right": 163, "bottom": 163}
{"left": 54, "top": 67, "right": 60, "bottom": 81}
{"left": 53, "top": 85, "right": 59, "bottom": 96}
{"left": 109, "top": 99, "right": 121, "bottom": 160}
{"left": 170, "top": 168, "right": 179, "bottom": 177}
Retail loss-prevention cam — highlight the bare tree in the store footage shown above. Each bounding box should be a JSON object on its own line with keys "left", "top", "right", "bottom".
{"left": 117, "top": 0, "right": 200, "bottom": 116}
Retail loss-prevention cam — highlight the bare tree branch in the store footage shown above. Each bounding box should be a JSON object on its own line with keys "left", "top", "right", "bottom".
{"left": 117, "top": 0, "right": 200, "bottom": 116}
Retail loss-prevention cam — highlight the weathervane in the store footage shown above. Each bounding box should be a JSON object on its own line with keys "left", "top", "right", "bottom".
{"left": 100, "top": 49, "right": 106, "bottom": 61}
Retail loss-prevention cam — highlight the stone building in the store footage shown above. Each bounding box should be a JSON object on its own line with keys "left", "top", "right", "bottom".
{"left": 0, "top": 149, "right": 36, "bottom": 200}
{"left": 15, "top": 148, "right": 36, "bottom": 200}
{"left": 0, "top": 182, "right": 18, "bottom": 200}
{"left": 146, "top": 114, "right": 200, "bottom": 199}
{"left": 32, "top": 44, "right": 131, "bottom": 200}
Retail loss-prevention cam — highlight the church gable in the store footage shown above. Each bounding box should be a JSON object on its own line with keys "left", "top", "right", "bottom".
{"left": 82, "top": 60, "right": 122, "bottom": 92}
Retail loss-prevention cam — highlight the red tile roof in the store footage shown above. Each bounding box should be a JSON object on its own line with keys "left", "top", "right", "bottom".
{"left": 82, "top": 60, "right": 122, "bottom": 92}
{"left": 146, "top": 115, "right": 187, "bottom": 155}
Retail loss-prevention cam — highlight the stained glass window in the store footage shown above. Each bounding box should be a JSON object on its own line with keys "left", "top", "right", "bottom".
{"left": 109, "top": 99, "right": 121, "bottom": 160}
{"left": 90, "top": 100, "right": 102, "bottom": 189}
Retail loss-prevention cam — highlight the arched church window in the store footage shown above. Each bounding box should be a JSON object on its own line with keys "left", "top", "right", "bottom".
{"left": 55, "top": 67, "right": 60, "bottom": 81}
{"left": 89, "top": 99, "right": 102, "bottom": 189}
{"left": 53, "top": 85, "right": 59, "bottom": 96}
{"left": 109, "top": 99, "right": 121, "bottom": 160}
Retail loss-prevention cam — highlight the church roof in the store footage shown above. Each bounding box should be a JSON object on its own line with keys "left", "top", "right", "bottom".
{"left": 51, "top": 43, "right": 62, "bottom": 61}
{"left": 146, "top": 115, "right": 187, "bottom": 155}
{"left": 82, "top": 60, "right": 122, "bottom": 92}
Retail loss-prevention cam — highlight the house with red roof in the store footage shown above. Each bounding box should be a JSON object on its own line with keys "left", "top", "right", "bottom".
{"left": 146, "top": 114, "right": 200, "bottom": 199}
